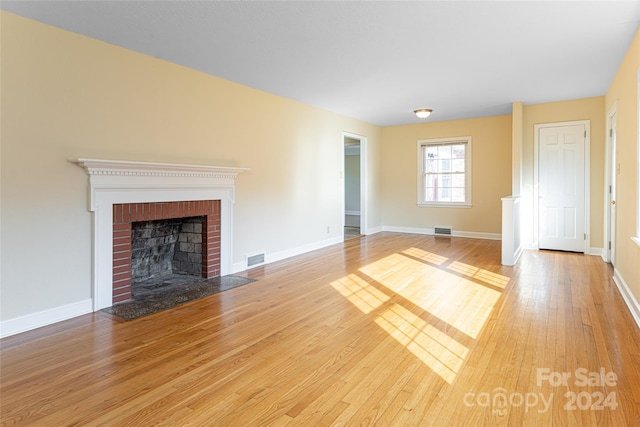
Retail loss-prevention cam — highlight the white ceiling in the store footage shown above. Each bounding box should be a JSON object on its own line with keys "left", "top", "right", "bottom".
{"left": 3, "top": 1, "right": 639, "bottom": 126}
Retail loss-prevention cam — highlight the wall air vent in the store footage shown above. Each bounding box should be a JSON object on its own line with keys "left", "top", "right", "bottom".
{"left": 434, "top": 226, "right": 453, "bottom": 236}
{"left": 246, "top": 252, "right": 266, "bottom": 268}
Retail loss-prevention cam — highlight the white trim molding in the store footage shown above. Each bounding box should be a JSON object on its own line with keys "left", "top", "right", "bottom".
{"left": 232, "top": 236, "right": 343, "bottom": 273}
{"left": 501, "top": 196, "right": 522, "bottom": 266}
{"left": 604, "top": 103, "right": 617, "bottom": 263}
{"left": 612, "top": 268, "right": 640, "bottom": 330}
{"left": 0, "top": 299, "right": 92, "bottom": 339}
{"left": 366, "top": 226, "right": 384, "bottom": 235}
{"left": 73, "top": 159, "right": 249, "bottom": 311}
{"left": 382, "top": 225, "right": 501, "bottom": 241}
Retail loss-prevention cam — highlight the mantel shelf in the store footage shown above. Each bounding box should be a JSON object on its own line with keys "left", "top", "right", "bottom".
{"left": 73, "top": 158, "right": 250, "bottom": 178}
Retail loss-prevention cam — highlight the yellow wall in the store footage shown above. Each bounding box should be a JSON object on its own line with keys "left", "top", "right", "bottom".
{"left": 520, "top": 97, "right": 606, "bottom": 249}
{"left": 605, "top": 29, "right": 640, "bottom": 304}
{"left": 380, "top": 115, "right": 512, "bottom": 235}
{"left": 0, "top": 12, "right": 382, "bottom": 320}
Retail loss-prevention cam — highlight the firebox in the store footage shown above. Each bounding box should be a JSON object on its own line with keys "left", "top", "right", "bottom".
{"left": 112, "top": 200, "right": 221, "bottom": 303}
{"left": 130, "top": 216, "right": 204, "bottom": 286}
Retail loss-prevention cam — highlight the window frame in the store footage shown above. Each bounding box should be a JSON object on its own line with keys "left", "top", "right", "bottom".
{"left": 417, "top": 136, "right": 472, "bottom": 208}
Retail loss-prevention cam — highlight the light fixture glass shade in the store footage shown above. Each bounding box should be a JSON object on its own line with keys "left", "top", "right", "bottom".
{"left": 414, "top": 109, "right": 433, "bottom": 119}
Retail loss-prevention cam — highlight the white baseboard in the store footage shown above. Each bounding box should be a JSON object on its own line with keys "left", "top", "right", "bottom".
{"left": 503, "top": 245, "right": 523, "bottom": 266}
{"left": 612, "top": 268, "right": 640, "bottom": 330}
{"left": 233, "top": 235, "right": 344, "bottom": 273}
{"left": 365, "top": 226, "right": 383, "bottom": 235}
{"left": 382, "top": 225, "right": 501, "bottom": 241}
{"left": 589, "top": 247, "right": 604, "bottom": 257}
{"left": 382, "top": 225, "right": 431, "bottom": 235}
{"left": 0, "top": 299, "right": 93, "bottom": 339}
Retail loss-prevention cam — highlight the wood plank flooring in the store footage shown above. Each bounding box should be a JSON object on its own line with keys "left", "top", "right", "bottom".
{"left": 2, "top": 232, "right": 640, "bottom": 426}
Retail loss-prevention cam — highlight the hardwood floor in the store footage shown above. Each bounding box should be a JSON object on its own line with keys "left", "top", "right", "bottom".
{"left": 2, "top": 232, "right": 640, "bottom": 426}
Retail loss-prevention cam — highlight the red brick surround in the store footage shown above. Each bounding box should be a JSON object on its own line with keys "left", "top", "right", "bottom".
{"left": 112, "top": 200, "right": 221, "bottom": 303}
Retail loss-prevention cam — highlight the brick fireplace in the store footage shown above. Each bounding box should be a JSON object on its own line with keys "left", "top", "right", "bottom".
{"left": 112, "top": 200, "right": 221, "bottom": 303}
{"left": 74, "top": 158, "right": 248, "bottom": 311}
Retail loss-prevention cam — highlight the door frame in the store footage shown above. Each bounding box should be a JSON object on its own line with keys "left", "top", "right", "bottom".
{"left": 342, "top": 132, "right": 368, "bottom": 235}
{"left": 533, "top": 120, "right": 591, "bottom": 253}
{"left": 604, "top": 104, "right": 617, "bottom": 264}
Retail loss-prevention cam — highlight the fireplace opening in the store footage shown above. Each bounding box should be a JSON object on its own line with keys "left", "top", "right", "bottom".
{"left": 131, "top": 216, "right": 204, "bottom": 297}
{"left": 112, "top": 200, "right": 221, "bottom": 304}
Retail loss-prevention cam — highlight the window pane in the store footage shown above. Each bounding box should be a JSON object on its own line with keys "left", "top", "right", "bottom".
{"left": 426, "top": 158, "right": 438, "bottom": 173}
{"left": 441, "top": 174, "right": 452, "bottom": 188}
{"left": 440, "top": 159, "right": 451, "bottom": 172}
{"left": 452, "top": 188, "right": 465, "bottom": 202}
{"left": 452, "top": 173, "right": 465, "bottom": 187}
{"left": 451, "top": 158, "right": 465, "bottom": 173}
{"left": 438, "top": 146, "right": 452, "bottom": 160}
{"left": 425, "top": 187, "right": 437, "bottom": 202}
{"left": 452, "top": 145, "right": 465, "bottom": 158}
{"left": 425, "top": 174, "right": 438, "bottom": 188}
{"left": 438, "top": 187, "right": 451, "bottom": 201}
{"left": 426, "top": 146, "right": 438, "bottom": 158}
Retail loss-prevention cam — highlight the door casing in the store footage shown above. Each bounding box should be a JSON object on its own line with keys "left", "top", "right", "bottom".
{"left": 605, "top": 105, "right": 617, "bottom": 264}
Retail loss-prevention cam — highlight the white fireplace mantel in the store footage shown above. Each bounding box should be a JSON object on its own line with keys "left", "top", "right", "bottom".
{"left": 73, "top": 158, "right": 249, "bottom": 310}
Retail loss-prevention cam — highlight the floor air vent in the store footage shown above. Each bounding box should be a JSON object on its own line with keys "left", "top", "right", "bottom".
{"left": 434, "top": 226, "right": 453, "bottom": 236}
{"left": 246, "top": 252, "right": 265, "bottom": 268}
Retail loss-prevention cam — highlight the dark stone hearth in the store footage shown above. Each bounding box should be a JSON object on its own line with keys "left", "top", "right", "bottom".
{"left": 102, "top": 274, "right": 256, "bottom": 321}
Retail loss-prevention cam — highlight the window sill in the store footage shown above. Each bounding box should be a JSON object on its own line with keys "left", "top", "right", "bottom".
{"left": 417, "top": 202, "right": 472, "bottom": 209}
{"left": 632, "top": 236, "right": 640, "bottom": 248}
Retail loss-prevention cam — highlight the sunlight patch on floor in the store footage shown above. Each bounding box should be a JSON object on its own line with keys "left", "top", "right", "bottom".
{"left": 447, "top": 261, "right": 510, "bottom": 289}
{"left": 359, "top": 253, "right": 502, "bottom": 339}
{"left": 330, "top": 274, "right": 390, "bottom": 314}
{"left": 375, "top": 304, "right": 468, "bottom": 384}
{"left": 401, "top": 247, "right": 449, "bottom": 265}
{"left": 328, "top": 249, "right": 506, "bottom": 384}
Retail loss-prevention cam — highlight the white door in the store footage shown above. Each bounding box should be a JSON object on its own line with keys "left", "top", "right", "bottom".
{"left": 538, "top": 124, "right": 586, "bottom": 252}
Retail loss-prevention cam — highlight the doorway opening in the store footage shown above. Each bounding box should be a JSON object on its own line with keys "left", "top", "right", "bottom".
{"left": 343, "top": 132, "right": 367, "bottom": 241}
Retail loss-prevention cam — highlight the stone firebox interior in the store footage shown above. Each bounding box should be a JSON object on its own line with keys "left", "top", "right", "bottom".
{"left": 131, "top": 217, "right": 204, "bottom": 282}
{"left": 112, "top": 200, "right": 221, "bottom": 303}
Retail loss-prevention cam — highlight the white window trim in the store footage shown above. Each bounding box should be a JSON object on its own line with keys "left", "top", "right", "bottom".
{"left": 417, "top": 136, "right": 472, "bottom": 208}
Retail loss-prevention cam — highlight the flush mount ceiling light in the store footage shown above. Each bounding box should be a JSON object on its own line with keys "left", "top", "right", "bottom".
{"left": 414, "top": 109, "right": 433, "bottom": 119}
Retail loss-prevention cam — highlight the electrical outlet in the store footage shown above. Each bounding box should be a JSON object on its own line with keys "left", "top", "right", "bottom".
{"left": 327, "top": 226, "right": 331, "bottom": 234}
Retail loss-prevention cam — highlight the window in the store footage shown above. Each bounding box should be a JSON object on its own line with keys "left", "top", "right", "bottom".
{"left": 417, "top": 136, "right": 472, "bottom": 207}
